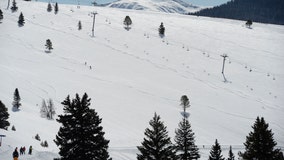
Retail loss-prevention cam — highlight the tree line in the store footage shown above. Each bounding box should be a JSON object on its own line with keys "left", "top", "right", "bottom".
{"left": 1, "top": 91, "right": 283, "bottom": 159}
{"left": 190, "top": 0, "right": 284, "bottom": 25}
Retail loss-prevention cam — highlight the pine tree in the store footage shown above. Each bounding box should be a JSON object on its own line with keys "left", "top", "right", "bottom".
{"left": 239, "top": 117, "right": 283, "bottom": 160}
{"left": 47, "top": 3, "right": 52, "bottom": 12}
{"left": 175, "top": 118, "right": 200, "bottom": 160}
{"left": 54, "top": 2, "right": 58, "bottom": 14}
{"left": 208, "top": 139, "right": 225, "bottom": 160}
{"left": 137, "top": 112, "right": 177, "bottom": 160}
{"left": 18, "top": 12, "right": 25, "bottom": 26}
{"left": 10, "top": 0, "right": 18, "bottom": 12}
{"left": 246, "top": 20, "right": 252, "bottom": 28}
{"left": 227, "top": 146, "right": 234, "bottom": 160}
{"left": 40, "top": 99, "right": 48, "bottom": 118}
{"left": 0, "top": 100, "right": 10, "bottom": 130}
{"left": 123, "top": 15, "right": 132, "bottom": 30}
{"left": 47, "top": 98, "right": 55, "bottom": 119}
{"left": 0, "top": 9, "right": 3, "bottom": 21}
{"left": 78, "top": 20, "right": 82, "bottom": 30}
{"left": 180, "top": 95, "right": 190, "bottom": 116}
{"left": 54, "top": 93, "right": 111, "bottom": 160}
{"left": 12, "top": 88, "right": 21, "bottom": 109}
{"left": 45, "top": 39, "right": 53, "bottom": 51}
{"left": 159, "top": 22, "right": 165, "bottom": 36}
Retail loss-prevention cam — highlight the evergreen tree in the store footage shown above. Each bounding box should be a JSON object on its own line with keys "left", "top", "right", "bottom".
{"left": 18, "top": 12, "right": 25, "bottom": 26}
{"left": 10, "top": 0, "right": 18, "bottom": 12}
{"left": 239, "top": 117, "right": 283, "bottom": 160}
{"left": 12, "top": 88, "right": 21, "bottom": 109}
{"left": 54, "top": 93, "right": 111, "bottom": 160}
{"left": 47, "top": 98, "right": 55, "bottom": 119}
{"left": 0, "top": 9, "right": 3, "bottom": 21}
{"left": 137, "top": 112, "right": 177, "bottom": 160}
{"left": 175, "top": 118, "right": 200, "bottom": 160}
{"left": 47, "top": 3, "right": 52, "bottom": 12}
{"left": 0, "top": 100, "right": 10, "bottom": 130}
{"left": 45, "top": 39, "right": 53, "bottom": 51}
{"left": 227, "top": 146, "right": 234, "bottom": 160}
{"left": 208, "top": 139, "right": 225, "bottom": 160}
{"left": 123, "top": 15, "right": 132, "bottom": 30}
{"left": 54, "top": 2, "right": 58, "bottom": 14}
{"left": 78, "top": 20, "right": 82, "bottom": 30}
{"left": 180, "top": 95, "right": 190, "bottom": 115}
{"left": 245, "top": 20, "right": 252, "bottom": 28}
{"left": 159, "top": 22, "right": 165, "bottom": 36}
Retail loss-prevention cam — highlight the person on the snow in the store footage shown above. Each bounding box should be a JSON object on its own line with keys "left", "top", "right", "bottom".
{"left": 12, "top": 147, "right": 19, "bottom": 160}
{"left": 28, "top": 145, "right": 32, "bottom": 155}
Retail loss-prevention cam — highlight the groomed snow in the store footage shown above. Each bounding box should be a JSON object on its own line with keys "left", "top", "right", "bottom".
{"left": 0, "top": 1, "right": 284, "bottom": 159}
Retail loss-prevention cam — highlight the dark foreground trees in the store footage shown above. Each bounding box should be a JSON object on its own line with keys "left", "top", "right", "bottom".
{"left": 209, "top": 139, "right": 225, "bottom": 160}
{"left": 0, "top": 9, "right": 3, "bottom": 21}
{"left": 0, "top": 100, "right": 10, "bottom": 130}
{"left": 175, "top": 118, "right": 200, "bottom": 160}
{"left": 54, "top": 93, "right": 111, "bottom": 160}
{"left": 239, "top": 117, "right": 284, "bottom": 160}
{"left": 137, "top": 112, "right": 177, "bottom": 160}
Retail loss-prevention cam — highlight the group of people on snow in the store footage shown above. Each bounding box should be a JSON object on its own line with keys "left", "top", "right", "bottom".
{"left": 12, "top": 146, "right": 32, "bottom": 160}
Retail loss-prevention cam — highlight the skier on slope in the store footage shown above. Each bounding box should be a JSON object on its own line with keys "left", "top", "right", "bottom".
{"left": 12, "top": 147, "right": 19, "bottom": 160}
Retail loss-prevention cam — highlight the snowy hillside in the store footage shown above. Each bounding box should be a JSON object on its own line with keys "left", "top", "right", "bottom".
{"left": 0, "top": 1, "right": 284, "bottom": 159}
{"left": 106, "top": 0, "right": 200, "bottom": 14}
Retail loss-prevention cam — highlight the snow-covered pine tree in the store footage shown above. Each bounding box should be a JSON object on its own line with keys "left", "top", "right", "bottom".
{"left": 0, "top": 100, "right": 10, "bottom": 130}
{"left": 47, "top": 3, "right": 52, "bottom": 12}
{"left": 45, "top": 39, "right": 53, "bottom": 51}
{"left": 175, "top": 118, "right": 200, "bottom": 160}
{"left": 40, "top": 99, "right": 48, "bottom": 118}
{"left": 54, "top": 2, "right": 58, "bottom": 14}
{"left": 123, "top": 15, "right": 132, "bottom": 30}
{"left": 246, "top": 20, "right": 252, "bottom": 28}
{"left": 47, "top": 98, "right": 55, "bottom": 120}
{"left": 10, "top": 0, "right": 18, "bottom": 12}
{"left": 227, "top": 146, "right": 234, "bottom": 160}
{"left": 54, "top": 93, "right": 111, "bottom": 160}
{"left": 209, "top": 139, "right": 225, "bottom": 160}
{"left": 78, "top": 20, "right": 82, "bottom": 30}
{"left": 137, "top": 112, "right": 177, "bottom": 160}
{"left": 12, "top": 88, "right": 21, "bottom": 109}
{"left": 239, "top": 117, "right": 284, "bottom": 160}
{"left": 0, "top": 9, "right": 3, "bottom": 21}
{"left": 18, "top": 12, "right": 25, "bottom": 26}
{"left": 159, "top": 22, "right": 165, "bottom": 36}
{"left": 180, "top": 95, "right": 190, "bottom": 115}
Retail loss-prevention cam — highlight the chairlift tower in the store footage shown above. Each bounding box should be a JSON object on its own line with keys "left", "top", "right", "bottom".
{"left": 221, "top": 54, "right": 228, "bottom": 82}
{"left": 221, "top": 54, "right": 228, "bottom": 74}
{"left": 91, "top": 11, "right": 98, "bottom": 37}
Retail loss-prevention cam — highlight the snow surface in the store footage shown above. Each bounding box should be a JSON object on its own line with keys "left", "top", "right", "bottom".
{"left": 0, "top": 1, "right": 284, "bottom": 159}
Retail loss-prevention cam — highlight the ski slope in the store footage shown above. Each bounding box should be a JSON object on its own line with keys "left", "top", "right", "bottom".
{"left": 0, "top": 1, "right": 284, "bottom": 159}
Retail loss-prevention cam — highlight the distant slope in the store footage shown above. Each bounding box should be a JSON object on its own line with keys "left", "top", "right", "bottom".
{"left": 106, "top": 0, "right": 200, "bottom": 14}
{"left": 191, "top": 0, "right": 284, "bottom": 25}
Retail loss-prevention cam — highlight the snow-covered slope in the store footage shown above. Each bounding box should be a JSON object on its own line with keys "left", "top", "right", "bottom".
{"left": 0, "top": 1, "right": 284, "bottom": 160}
{"left": 106, "top": 0, "right": 200, "bottom": 14}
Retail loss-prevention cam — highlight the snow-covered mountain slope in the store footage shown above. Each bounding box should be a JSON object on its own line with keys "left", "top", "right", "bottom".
{"left": 106, "top": 0, "right": 200, "bottom": 14}
{"left": 0, "top": 1, "right": 284, "bottom": 159}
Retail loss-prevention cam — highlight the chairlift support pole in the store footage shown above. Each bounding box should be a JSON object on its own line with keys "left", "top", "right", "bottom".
{"left": 221, "top": 54, "right": 228, "bottom": 74}
{"left": 91, "top": 11, "right": 98, "bottom": 37}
